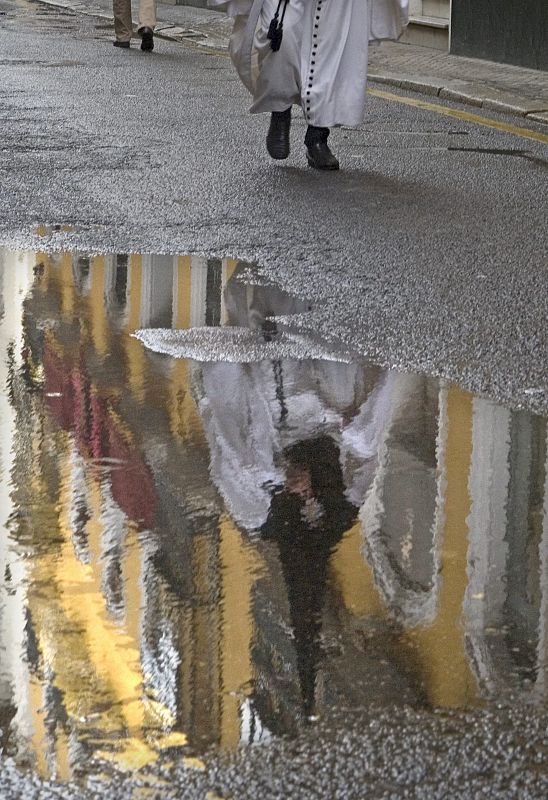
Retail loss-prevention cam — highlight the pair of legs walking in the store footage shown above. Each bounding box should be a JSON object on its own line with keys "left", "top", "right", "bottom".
{"left": 113, "top": 0, "right": 156, "bottom": 50}
{"left": 267, "top": 108, "right": 339, "bottom": 170}
{"left": 250, "top": 0, "right": 366, "bottom": 170}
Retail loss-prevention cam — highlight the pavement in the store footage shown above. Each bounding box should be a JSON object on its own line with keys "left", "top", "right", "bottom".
{"left": 30, "top": 0, "right": 548, "bottom": 124}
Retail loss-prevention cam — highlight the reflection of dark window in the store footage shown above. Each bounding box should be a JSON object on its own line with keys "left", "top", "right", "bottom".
{"left": 115, "top": 255, "right": 128, "bottom": 307}
{"left": 44, "top": 683, "right": 68, "bottom": 728}
{"left": 77, "top": 256, "right": 90, "bottom": 281}
{"left": 71, "top": 500, "right": 91, "bottom": 565}
{"left": 102, "top": 556, "right": 125, "bottom": 621}
{"left": 504, "top": 413, "right": 546, "bottom": 680}
{"left": 389, "top": 380, "right": 438, "bottom": 468}
{"left": 73, "top": 256, "right": 91, "bottom": 294}
{"left": 205, "top": 259, "right": 222, "bottom": 327}
{"left": 24, "top": 607, "right": 41, "bottom": 671}
{"left": 0, "top": 705, "right": 16, "bottom": 756}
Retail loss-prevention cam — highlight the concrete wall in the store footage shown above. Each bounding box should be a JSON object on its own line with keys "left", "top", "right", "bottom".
{"left": 450, "top": 0, "right": 548, "bottom": 70}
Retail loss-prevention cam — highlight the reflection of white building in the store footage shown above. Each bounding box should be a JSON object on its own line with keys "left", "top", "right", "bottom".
{"left": 360, "top": 373, "right": 444, "bottom": 627}
{"left": 465, "top": 398, "right": 548, "bottom": 701}
{"left": 359, "top": 378, "right": 548, "bottom": 708}
{"left": 0, "top": 249, "right": 36, "bottom": 751}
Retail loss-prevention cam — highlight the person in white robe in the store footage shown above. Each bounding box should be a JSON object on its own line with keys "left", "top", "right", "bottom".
{"left": 209, "top": 0, "right": 408, "bottom": 169}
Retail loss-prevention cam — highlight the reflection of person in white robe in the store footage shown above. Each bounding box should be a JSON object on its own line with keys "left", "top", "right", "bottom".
{"left": 209, "top": 0, "right": 408, "bottom": 169}
{"left": 192, "top": 278, "right": 396, "bottom": 531}
{"left": 190, "top": 281, "right": 400, "bottom": 717}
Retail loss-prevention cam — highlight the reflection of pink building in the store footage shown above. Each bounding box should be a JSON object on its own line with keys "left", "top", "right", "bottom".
{"left": 43, "top": 340, "right": 156, "bottom": 531}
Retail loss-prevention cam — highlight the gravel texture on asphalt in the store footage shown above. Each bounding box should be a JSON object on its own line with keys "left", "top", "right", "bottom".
{"left": 1, "top": 705, "right": 547, "bottom": 798}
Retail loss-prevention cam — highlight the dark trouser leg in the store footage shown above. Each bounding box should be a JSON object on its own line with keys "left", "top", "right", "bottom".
{"left": 304, "top": 125, "right": 329, "bottom": 147}
{"left": 266, "top": 107, "right": 292, "bottom": 160}
{"left": 305, "top": 125, "right": 339, "bottom": 170}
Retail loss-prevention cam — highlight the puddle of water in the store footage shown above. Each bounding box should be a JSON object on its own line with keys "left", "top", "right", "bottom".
{"left": 0, "top": 246, "right": 546, "bottom": 783}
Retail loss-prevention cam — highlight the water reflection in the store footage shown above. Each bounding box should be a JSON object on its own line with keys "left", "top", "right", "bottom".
{"left": 0, "top": 247, "right": 546, "bottom": 782}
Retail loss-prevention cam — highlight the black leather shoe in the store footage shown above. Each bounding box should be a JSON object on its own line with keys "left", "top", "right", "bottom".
{"left": 306, "top": 141, "right": 340, "bottom": 170}
{"left": 266, "top": 109, "right": 291, "bottom": 160}
{"left": 139, "top": 26, "right": 154, "bottom": 52}
{"left": 113, "top": 40, "right": 130, "bottom": 48}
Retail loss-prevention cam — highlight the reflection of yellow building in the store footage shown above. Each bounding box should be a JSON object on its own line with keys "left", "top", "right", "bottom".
{"left": 0, "top": 245, "right": 546, "bottom": 783}
{"left": 3, "top": 250, "right": 261, "bottom": 778}
{"left": 398, "top": 386, "right": 478, "bottom": 708}
{"left": 339, "top": 383, "right": 479, "bottom": 709}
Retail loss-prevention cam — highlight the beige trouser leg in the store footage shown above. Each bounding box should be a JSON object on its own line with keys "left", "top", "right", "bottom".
{"left": 113, "top": 0, "right": 156, "bottom": 41}
{"left": 113, "top": 0, "right": 132, "bottom": 42}
{"left": 138, "top": 0, "right": 156, "bottom": 32}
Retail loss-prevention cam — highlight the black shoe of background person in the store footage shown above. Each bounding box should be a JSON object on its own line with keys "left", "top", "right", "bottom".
{"left": 139, "top": 26, "right": 154, "bottom": 52}
{"left": 113, "top": 40, "right": 130, "bottom": 48}
{"left": 266, "top": 108, "right": 292, "bottom": 160}
{"left": 304, "top": 125, "right": 340, "bottom": 171}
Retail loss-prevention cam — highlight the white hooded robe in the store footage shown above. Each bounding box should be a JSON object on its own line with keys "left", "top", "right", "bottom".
{"left": 209, "top": 0, "right": 408, "bottom": 127}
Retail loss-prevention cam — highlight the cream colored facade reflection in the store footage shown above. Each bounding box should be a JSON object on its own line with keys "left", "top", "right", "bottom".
{"left": 0, "top": 249, "right": 36, "bottom": 763}
{"left": 357, "top": 381, "right": 479, "bottom": 707}
{"left": 464, "top": 397, "right": 548, "bottom": 701}
{"left": 399, "top": 386, "right": 478, "bottom": 707}
{"left": 360, "top": 373, "right": 445, "bottom": 628}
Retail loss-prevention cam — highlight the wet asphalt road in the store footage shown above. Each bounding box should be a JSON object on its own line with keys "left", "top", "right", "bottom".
{"left": 0, "top": 3, "right": 547, "bottom": 798}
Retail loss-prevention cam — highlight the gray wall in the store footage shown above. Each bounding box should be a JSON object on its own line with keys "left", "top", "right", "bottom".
{"left": 450, "top": 0, "right": 548, "bottom": 70}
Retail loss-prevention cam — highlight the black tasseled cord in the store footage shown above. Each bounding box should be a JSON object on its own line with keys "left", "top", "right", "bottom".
{"left": 267, "top": 0, "right": 290, "bottom": 52}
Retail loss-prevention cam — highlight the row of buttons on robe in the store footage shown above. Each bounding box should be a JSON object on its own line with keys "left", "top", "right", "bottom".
{"left": 305, "top": 0, "right": 323, "bottom": 121}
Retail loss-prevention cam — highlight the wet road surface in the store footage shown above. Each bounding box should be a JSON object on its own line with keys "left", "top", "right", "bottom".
{"left": 0, "top": 0, "right": 547, "bottom": 796}
{"left": 0, "top": 246, "right": 547, "bottom": 797}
